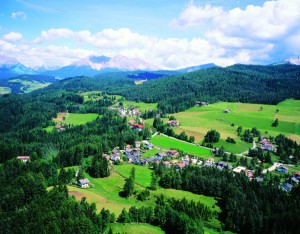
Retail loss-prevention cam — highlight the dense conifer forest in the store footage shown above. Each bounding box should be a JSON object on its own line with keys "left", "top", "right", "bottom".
{"left": 1, "top": 64, "right": 300, "bottom": 233}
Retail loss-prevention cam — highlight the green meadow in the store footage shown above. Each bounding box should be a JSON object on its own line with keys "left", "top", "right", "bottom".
{"left": 80, "top": 91, "right": 103, "bottom": 102}
{"left": 45, "top": 113, "right": 99, "bottom": 132}
{"left": 141, "top": 148, "right": 165, "bottom": 158}
{"left": 64, "top": 113, "right": 99, "bottom": 125}
{"left": 149, "top": 134, "right": 212, "bottom": 158}
{"left": 111, "top": 96, "right": 157, "bottom": 112}
{"left": 0, "top": 86, "right": 11, "bottom": 94}
{"left": 170, "top": 99, "right": 300, "bottom": 153}
{"left": 9, "top": 79, "right": 51, "bottom": 93}
{"left": 104, "top": 223, "right": 165, "bottom": 234}
{"left": 67, "top": 164, "right": 221, "bottom": 230}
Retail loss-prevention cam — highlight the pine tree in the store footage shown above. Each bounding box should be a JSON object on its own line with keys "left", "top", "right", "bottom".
{"left": 150, "top": 172, "right": 159, "bottom": 190}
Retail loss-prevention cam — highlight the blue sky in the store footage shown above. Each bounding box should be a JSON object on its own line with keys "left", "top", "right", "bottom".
{"left": 0, "top": 0, "right": 300, "bottom": 68}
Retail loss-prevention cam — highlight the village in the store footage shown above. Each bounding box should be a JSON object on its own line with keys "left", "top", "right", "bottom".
{"left": 21, "top": 100, "right": 299, "bottom": 193}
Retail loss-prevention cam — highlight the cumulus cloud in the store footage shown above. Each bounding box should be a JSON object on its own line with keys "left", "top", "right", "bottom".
{"left": 3, "top": 32, "right": 23, "bottom": 42}
{"left": 11, "top": 11, "right": 27, "bottom": 20}
{"left": 170, "top": 2, "right": 224, "bottom": 28}
{"left": 170, "top": 0, "right": 300, "bottom": 64}
{"left": 3, "top": 0, "right": 300, "bottom": 69}
{"left": 1, "top": 27, "right": 269, "bottom": 69}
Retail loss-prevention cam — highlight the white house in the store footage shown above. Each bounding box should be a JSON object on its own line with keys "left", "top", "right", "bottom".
{"left": 78, "top": 178, "right": 90, "bottom": 188}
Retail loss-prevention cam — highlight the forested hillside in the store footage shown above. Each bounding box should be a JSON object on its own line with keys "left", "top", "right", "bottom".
{"left": 113, "top": 64, "right": 300, "bottom": 113}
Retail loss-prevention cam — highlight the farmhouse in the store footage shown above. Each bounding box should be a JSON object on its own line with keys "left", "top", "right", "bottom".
{"left": 233, "top": 166, "right": 246, "bottom": 173}
{"left": 163, "top": 161, "right": 172, "bottom": 168}
{"left": 204, "top": 157, "right": 215, "bottom": 166}
{"left": 167, "top": 150, "right": 179, "bottom": 157}
{"left": 132, "top": 123, "right": 144, "bottom": 131}
{"left": 78, "top": 178, "right": 90, "bottom": 188}
{"left": 17, "top": 156, "right": 30, "bottom": 163}
{"left": 215, "top": 161, "right": 231, "bottom": 170}
{"left": 135, "top": 141, "right": 141, "bottom": 148}
{"left": 242, "top": 169, "right": 255, "bottom": 180}
{"left": 294, "top": 172, "right": 300, "bottom": 179}
{"left": 277, "top": 166, "right": 288, "bottom": 173}
{"left": 167, "top": 120, "right": 180, "bottom": 127}
{"left": 261, "top": 137, "right": 274, "bottom": 151}
{"left": 176, "top": 163, "right": 185, "bottom": 170}
{"left": 281, "top": 182, "right": 293, "bottom": 192}
{"left": 155, "top": 152, "right": 168, "bottom": 160}
{"left": 196, "top": 101, "right": 208, "bottom": 106}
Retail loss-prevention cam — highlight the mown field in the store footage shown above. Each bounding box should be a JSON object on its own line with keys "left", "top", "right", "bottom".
{"left": 45, "top": 112, "right": 100, "bottom": 132}
{"left": 149, "top": 134, "right": 212, "bottom": 158}
{"left": 141, "top": 148, "right": 165, "bottom": 158}
{"left": 111, "top": 95, "right": 157, "bottom": 112}
{"left": 0, "top": 86, "right": 11, "bottom": 94}
{"left": 169, "top": 99, "right": 300, "bottom": 153}
{"left": 9, "top": 79, "right": 51, "bottom": 93}
{"left": 67, "top": 164, "right": 222, "bottom": 231}
{"left": 104, "top": 223, "right": 165, "bottom": 234}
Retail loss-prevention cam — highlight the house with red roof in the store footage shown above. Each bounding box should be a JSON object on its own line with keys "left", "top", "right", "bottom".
{"left": 163, "top": 161, "right": 172, "bottom": 168}
{"left": 17, "top": 156, "right": 30, "bottom": 163}
{"left": 176, "top": 163, "right": 185, "bottom": 170}
{"left": 167, "top": 150, "right": 179, "bottom": 157}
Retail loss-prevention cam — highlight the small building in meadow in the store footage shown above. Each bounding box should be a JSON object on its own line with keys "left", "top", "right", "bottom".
{"left": 78, "top": 178, "right": 90, "bottom": 188}
{"left": 17, "top": 156, "right": 30, "bottom": 163}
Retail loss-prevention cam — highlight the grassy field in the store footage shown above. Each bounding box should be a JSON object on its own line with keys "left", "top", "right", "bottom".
{"left": 111, "top": 96, "right": 157, "bottom": 112}
{"left": 68, "top": 164, "right": 220, "bottom": 226}
{"left": 80, "top": 91, "right": 103, "bottom": 102}
{"left": 53, "top": 112, "right": 99, "bottom": 126}
{"left": 45, "top": 112, "right": 100, "bottom": 132}
{"left": 104, "top": 223, "right": 165, "bottom": 234}
{"left": 141, "top": 148, "right": 165, "bottom": 158}
{"left": 170, "top": 99, "right": 300, "bottom": 153}
{"left": 64, "top": 113, "right": 99, "bottom": 125}
{"left": 0, "top": 86, "right": 11, "bottom": 94}
{"left": 149, "top": 134, "right": 212, "bottom": 158}
{"left": 9, "top": 79, "right": 51, "bottom": 93}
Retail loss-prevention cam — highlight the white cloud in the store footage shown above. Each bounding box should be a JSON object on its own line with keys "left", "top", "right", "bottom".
{"left": 3, "top": 32, "right": 23, "bottom": 42}
{"left": 2, "top": 27, "right": 264, "bottom": 69}
{"left": 170, "top": 2, "right": 224, "bottom": 28}
{"left": 34, "top": 28, "right": 74, "bottom": 43}
{"left": 11, "top": 11, "right": 27, "bottom": 20}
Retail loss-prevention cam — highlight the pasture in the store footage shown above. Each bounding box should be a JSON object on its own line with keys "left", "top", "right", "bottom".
{"left": 53, "top": 112, "right": 99, "bottom": 126}
{"left": 9, "top": 79, "right": 51, "bottom": 93}
{"left": 104, "top": 223, "right": 165, "bottom": 234}
{"left": 0, "top": 86, "right": 11, "bottom": 94}
{"left": 170, "top": 99, "right": 300, "bottom": 153}
{"left": 149, "top": 134, "right": 212, "bottom": 158}
{"left": 67, "top": 164, "right": 220, "bottom": 228}
{"left": 141, "top": 148, "right": 165, "bottom": 158}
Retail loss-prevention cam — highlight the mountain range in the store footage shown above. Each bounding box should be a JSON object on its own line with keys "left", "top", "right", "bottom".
{"left": 1, "top": 54, "right": 300, "bottom": 80}
{"left": 0, "top": 54, "right": 219, "bottom": 79}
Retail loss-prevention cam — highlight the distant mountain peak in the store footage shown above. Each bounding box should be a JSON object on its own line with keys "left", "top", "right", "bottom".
{"left": 0, "top": 54, "right": 20, "bottom": 66}
{"left": 71, "top": 55, "right": 158, "bottom": 71}
{"left": 286, "top": 57, "right": 300, "bottom": 65}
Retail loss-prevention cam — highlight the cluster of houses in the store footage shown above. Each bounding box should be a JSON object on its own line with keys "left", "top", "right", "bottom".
{"left": 261, "top": 136, "right": 275, "bottom": 151}
{"left": 110, "top": 105, "right": 141, "bottom": 117}
{"left": 282, "top": 172, "right": 300, "bottom": 192}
